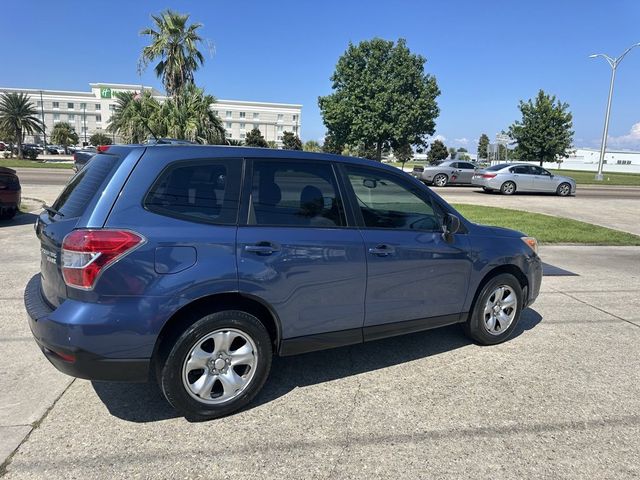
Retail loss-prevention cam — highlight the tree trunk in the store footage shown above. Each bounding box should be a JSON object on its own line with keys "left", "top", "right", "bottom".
{"left": 375, "top": 141, "right": 383, "bottom": 162}
{"left": 539, "top": 160, "right": 543, "bottom": 167}
{"left": 16, "top": 129, "right": 22, "bottom": 159}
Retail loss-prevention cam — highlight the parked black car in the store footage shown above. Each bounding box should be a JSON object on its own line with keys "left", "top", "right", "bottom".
{"left": 0, "top": 167, "right": 21, "bottom": 220}
{"left": 73, "top": 147, "right": 98, "bottom": 172}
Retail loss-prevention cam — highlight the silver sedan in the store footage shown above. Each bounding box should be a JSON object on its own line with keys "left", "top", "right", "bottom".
{"left": 471, "top": 163, "right": 576, "bottom": 196}
{"left": 419, "top": 160, "right": 478, "bottom": 186}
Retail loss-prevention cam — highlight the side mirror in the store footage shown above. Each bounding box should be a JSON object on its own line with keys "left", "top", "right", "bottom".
{"left": 443, "top": 213, "right": 461, "bottom": 236}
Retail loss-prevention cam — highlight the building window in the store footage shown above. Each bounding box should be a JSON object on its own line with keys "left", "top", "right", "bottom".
{"left": 240, "top": 123, "right": 246, "bottom": 130}
{"left": 226, "top": 111, "right": 232, "bottom": 119}
{"left": 96, "top": 115, "right": 102, "bottom": 123}
{"left": 225, "top": 132, "right": 232, "bottom": 138}
{"left": 277, "top": 114, "right": 283, "bottom": 122}
{"left": 53, "top": 102, "right": 59, "bottom": 109}
{"left": 240, "top": 133, "right": 246, "bottom": 139}
{"left": 253, "top": 112, "right": 259, "bottom": 120}
{"left": 68, "top": 114, "right": 75, "bottom": 121}
{"left": 239, "top": 112, "right": 246, "bottom": 118}
{"left": 277, "top": 125, "right": 283, "bottom": 132}
{"left": 293, "top": 114, "right": 298, "bottom": 122}
{"left": 53, "top": 113, "right": 60, "bottom": 121}
{"left": 293, "top": 126, "right": 298, "bottom": 133}
{"left": 95, "top": 103, "right": 101, "bottom": 110}
{"left": 225, "top": 122, "right": 232, "bottom": 129}
{"left": 109, "top": 104, "right": 116, "bottom": 111}
{"left": 277, "top": 135, "right": 283, "bottom": 141}
{"left": 80, "top": 103, "right": 87, "bottom": 109}
{"left": 67, "top": 102, "right": 74, "bottom": 109}
{"left": 213, "top": 110, "right": 218, "bottom": 116}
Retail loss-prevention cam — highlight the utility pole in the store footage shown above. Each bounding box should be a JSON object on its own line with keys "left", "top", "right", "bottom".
{"left": 39, "top": 91, "right": 46, "bottom": 146}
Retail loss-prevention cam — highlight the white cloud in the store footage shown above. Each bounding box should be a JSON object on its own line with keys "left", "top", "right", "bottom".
{"left": 429, "top": 134, "right": 447, "bottom": 143}
{"left": 607, "top": 122, "right": 640, "bottom": 149}
{"left": 453, "top": 137, "right": 469, "bottom": 145}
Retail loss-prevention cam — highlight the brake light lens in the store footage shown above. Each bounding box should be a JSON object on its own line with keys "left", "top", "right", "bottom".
{"left": 97, "top": 145, "right": 110, "bottom": 152}
{"left": 61, "top": 229, "right": 145, "bottom": 290}
{"left": 482, "top": 173, "right": 497, "bottom": 178}
{"left": 521, "top": 236, "right": 538, "bottom": 254}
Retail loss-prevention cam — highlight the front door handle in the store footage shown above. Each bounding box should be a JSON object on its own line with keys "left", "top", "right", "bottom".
{"left": 368, "top": 244, "right": 394, "bottom": 257}
{"left": 245, "top": 243, "right": 279, "bottom": 255}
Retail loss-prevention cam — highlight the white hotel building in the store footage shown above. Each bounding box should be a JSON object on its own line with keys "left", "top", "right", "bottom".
{"left": 0, "top": 82, "right": 302, "bottom": 147}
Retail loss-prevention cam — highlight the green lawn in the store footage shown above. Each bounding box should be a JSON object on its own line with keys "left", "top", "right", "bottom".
{"left": 452, "top": 203, "right": 640, "bottom": 245}
{"left": 550, "top": 169, "right": 640, "bottom": 186}
{"left": 0, "top": 158, "right": 73, "bottom": 169}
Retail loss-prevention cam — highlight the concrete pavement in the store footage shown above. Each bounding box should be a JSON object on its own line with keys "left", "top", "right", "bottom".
{"left": 1, "top": 204, "right": 639, "bottom": 478}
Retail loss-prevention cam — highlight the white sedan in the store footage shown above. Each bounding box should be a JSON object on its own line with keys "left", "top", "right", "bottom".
{"left": 472, "top": 163, "right": 576, "bottom": 196}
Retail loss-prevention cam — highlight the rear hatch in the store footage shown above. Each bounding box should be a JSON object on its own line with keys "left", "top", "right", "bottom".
{"left": 36, "top": 152, "right": 125, "bottom": 307}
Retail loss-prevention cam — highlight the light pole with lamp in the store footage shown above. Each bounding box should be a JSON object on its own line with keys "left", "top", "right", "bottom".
{"left": 589, "top": 42, "right": 640, "bottom": 181}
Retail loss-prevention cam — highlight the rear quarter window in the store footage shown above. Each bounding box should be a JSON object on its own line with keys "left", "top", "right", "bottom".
{"left": 144, "top": 159, "right": 242, "bottom": 225}
{"left": 51, "top": 154, "right": 119, "bottom": 218}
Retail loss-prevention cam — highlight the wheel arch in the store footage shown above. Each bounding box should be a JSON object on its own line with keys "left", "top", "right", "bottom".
{"left": 466, "top": 264, "right": 529, "bottom": 320}
{"left": 150, "top": 292, "right": 282, "bottom": 379}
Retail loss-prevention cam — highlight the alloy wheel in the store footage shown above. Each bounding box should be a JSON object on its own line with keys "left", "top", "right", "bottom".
{"left": 483, "top": 285, "right": 517, "bottom": 335}
{"left": 434, "top": 174, "right": 448, "bottom": 187}
{"left": 181, "top": 328, "right": 258, "bottom": 405}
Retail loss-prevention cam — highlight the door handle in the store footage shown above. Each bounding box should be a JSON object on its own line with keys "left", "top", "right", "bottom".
{"left": 244, "top": 243, "right": 279, "bottom": 255}
{"left": 368, "top": 244, "right": 394, "bottom": 257}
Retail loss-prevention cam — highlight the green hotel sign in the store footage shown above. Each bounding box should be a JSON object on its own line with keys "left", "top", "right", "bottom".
{"left": 100, "top": 87, "right": 112, "bottom": 99}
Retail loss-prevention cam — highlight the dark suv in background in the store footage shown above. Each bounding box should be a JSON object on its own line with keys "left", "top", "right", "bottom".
{"left": 0, "top": 167, "right": 21, "bottom": 220}
{"left": 25, "top": 146, "right": 542, "bottom": 419}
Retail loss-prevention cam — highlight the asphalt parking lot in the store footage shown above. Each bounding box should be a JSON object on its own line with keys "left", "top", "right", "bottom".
{"left": 1, "top": 176, "right": 640, "bottom": 479}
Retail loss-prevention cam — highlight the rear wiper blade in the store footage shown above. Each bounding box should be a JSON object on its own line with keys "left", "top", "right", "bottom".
{"left": 43, "top": 205, "right": 64, "bottom": 217}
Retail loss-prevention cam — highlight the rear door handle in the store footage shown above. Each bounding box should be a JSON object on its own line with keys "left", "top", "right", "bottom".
{"left": 244, "top": 243, "right": 279, "bottom": 255}
{"left": 368, "top": 244, "right": 394, "bottom": 257}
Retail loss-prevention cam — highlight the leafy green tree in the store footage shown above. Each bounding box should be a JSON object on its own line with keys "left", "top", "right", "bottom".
{"left": 139, "top": 10, "right": 206, "bottom": 96}
{"left": 158, "top": 84, "right": 225, "bottom": 144}
{"left": 477, "top": 134, "right": 489, "bottom": 160}
{"left": 107, "top": 91, "right": 162, "bottom": 143}
{"left": 508, "top": 89, "right": 574, "bottom": 166}
{"left": 282, "top": 131, "right": 302, "bottom": 150}
{"left": 427, "top": 139, "right": 448, "bottom": 164}
{"left": 226, "top": 139, "right": 243, "bottom": 146}
{"left": 89, "top": 132, "right": 112, "bottom": 146}
{"left": 322, "top": 134, "right": 343, "bottom": 154}
{"left": 0, "top": 92, "right": 43, "bottom": 158}
{"left": 319, "top": 38, "right": 440, "bottom": 161}
{"left": 393, "top": 143, "right": 413, "bottom": 169}
{"left": 266, "top": 140, "right": 278, "bottom": 149}
{"left": 448, "top": 147, "right": 457, "bottom": 160}
{"left": 245, "top": 128, "right": 268, "bottom": 148}
{"left": 498, "top": 144, "right": 507, "bottom": 161}
{"left": 458, "top": 153, "right": 471, "bottom": 161}
{"left": 51, "top": 122, "right": 79, "bottom": 153}
{"left": 303, "top": 140, "right": 321, "bottom": 152}
{"left": 457, "top": 147, "right": 468, "bottom": 153}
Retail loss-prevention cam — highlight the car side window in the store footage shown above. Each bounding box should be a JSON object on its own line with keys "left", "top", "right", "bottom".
{"left": 531, "top": 166, "right": 550, "bottom": 176}
{"left": 511, "top": 166, "right": 530, "bottom": 174}
{"left": 460, "top": 162, "right": 475, "bottom": 169}
{"left": 345, "top": 166, "right": 439, "bottom": 231}
{"left": 144, "top": 159, "right": 241, "bottom": 225}
{"left": 249, "top": 161, "right": 346, "bottom": 227}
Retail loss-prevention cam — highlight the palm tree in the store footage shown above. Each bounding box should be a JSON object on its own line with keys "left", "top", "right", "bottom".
{"left": 0, "top": 92, "right": 43, "bottom": 158}
{"left": 50, "top": 122, "right": 79, "bottom": 154}
{"left": 158, "top": 85, "right": 226, "bottom": 144}
{"left": 107, "top": 91, "right": 162, "bottom": 143}
{"left": 139, "top": 10, "right": 206, "bottom": 97}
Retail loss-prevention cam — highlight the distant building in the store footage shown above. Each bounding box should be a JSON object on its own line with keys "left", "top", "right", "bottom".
{"left": 0, "top": 83, "right": 302, "bottom": 146}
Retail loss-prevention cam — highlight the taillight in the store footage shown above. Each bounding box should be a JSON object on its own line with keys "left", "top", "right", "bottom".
{"left": 73, "top": 153, "right": 77, "bottom": 161}
{"left": 481, "top": 173, "right": 497, "bottom": 178}
{"left": 61, "top": 229, "right": 145, "bottom": 290}
{"left": 97, "top": 145, "right": 110, "bottom": 152}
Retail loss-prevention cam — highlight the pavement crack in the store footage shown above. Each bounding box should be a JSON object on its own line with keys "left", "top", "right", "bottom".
{"left": 553, "top": 288, "right": 640, "bottom": 330}
{"left": 0, "top": 379, "right": 74, "bottom": 478}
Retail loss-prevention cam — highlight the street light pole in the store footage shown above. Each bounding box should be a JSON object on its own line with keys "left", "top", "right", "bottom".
{"left": 590, "top": 43, "right": 640, "bottom": 181}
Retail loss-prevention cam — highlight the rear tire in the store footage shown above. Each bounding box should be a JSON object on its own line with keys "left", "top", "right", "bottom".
{"left": 158, "top": 310, "right": 272, "bottom": 421}
{"left": 556, "top": 182, "right": 571, "bottom": 196}
{"left": 500, "top": 181, "right": 516, "bottom": 195}
{"left": 464, "top": 273, "right": 523, "bottom": 345}
{"left": 433, "top": 173, "right": 448, "bottom": 187}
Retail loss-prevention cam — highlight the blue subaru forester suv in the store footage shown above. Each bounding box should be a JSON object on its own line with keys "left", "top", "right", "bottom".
{"left": 25, "top": 145, "right": 541, "bottom": 420}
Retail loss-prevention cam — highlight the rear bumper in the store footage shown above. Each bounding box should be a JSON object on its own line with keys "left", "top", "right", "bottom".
{"left": 0, "top": 190, "right": 20, "bottom": 210}
{"left": 24, "top": 274, "right": 150, "bottom": 382}
{"left": 524, "top": 254, "right": 542, "bottom": 307}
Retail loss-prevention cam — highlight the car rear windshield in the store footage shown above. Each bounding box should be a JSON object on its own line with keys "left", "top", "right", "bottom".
{"left": 485, "top": 163, "right": 511, "bottom": 171}
{"left": 51, "top": 154, "right": 119, "bottom": 218}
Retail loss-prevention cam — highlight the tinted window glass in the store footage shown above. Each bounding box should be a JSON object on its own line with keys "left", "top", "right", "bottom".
{"left": 486, "top": 163, "right": 511, "bottom": 171}
{"left": 345, "top": 166, "right": 439, "bottom": 231}
{"left": 249, "top": 161, "right": 345, "bottom": 227}
{"left": 460, "top": 162, "right": 475, "bottom": 169}
{"left": 145, "top": 159, "right": 241, "bottom": 225}
{"left": 530, "top": 166, "right": 550, "bottom": 175}
{"left": 52, "top": 153, "right": 119, "bottom": 218}
{"left": 510, "top": 166, "right": 531, "bottom": 174}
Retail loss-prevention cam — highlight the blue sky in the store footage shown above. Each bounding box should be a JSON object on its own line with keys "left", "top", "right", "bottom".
{"left": 3, "top": 0, "right": 640, "bottom": 151}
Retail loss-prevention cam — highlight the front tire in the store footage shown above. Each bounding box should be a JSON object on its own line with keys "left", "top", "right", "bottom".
{"left": 464, "top": 273, "right": 523, "bottom": 345}
{"left": 500, "top": 181, "right": 516, "bottom": 195}
{"left": 556, "top": 182, "right": 571, "bottom": 196}
{"left": 159, "top": 310, "right": 272, "bottom": 420}
{"left": 433, "top": 173, "right": 449, "bottom": 187}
